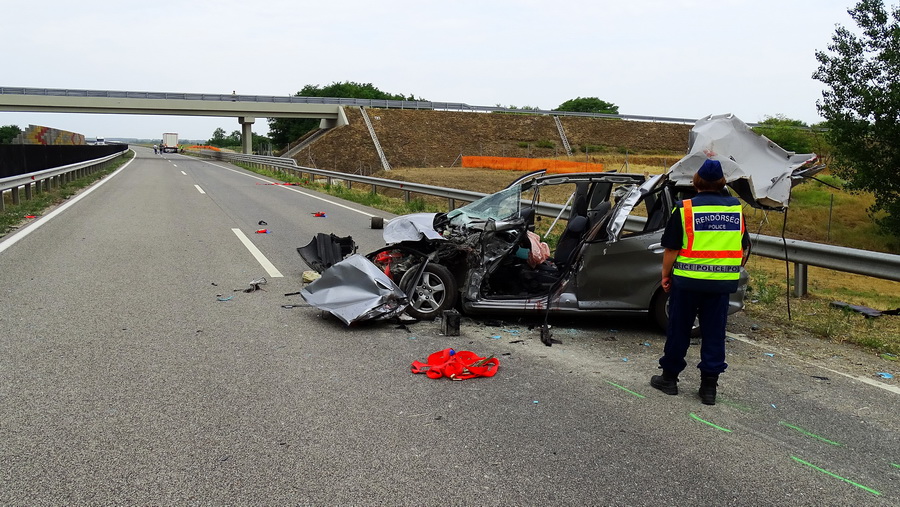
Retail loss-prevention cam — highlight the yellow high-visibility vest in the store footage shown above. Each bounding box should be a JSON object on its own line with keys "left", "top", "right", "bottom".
{"left": 673, "top": 199, "right": 744, "bottom": 282}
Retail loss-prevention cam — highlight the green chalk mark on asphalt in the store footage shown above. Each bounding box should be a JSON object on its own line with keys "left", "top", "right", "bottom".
{"left": 891, "top": 463, "right": 900, "bottom": 469}
{"left": 779, "top": 421, "right": 843, "bottom": 446}
{"left": 717, "top": 397, "right": 753, "bottom": 412}
{"left": 605, "top": 381, "right": 645, "bottom": 398}
{"left": 791, "top": 456, "right": 881, "bottom": 496}
{"left": 689, "top": 413, "right": 732, "bottom": 432}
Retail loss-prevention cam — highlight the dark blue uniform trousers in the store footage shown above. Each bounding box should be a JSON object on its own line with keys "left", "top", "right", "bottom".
{"left": 659, "top": 286, "right": 730, "bottom": 375}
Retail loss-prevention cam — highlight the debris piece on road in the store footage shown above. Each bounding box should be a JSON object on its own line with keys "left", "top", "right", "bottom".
{"left": 441, "top": 309, "right": 460, "bottom": 336}
{"left": 258, "top": 220, "right": 267, "bottom": 226}
{"left": 217, "top": 295, "right": 234, "bottom": 302}
{"left": 239, "top": 277, "right": 267, "bottom": 293}
{"left": 811, "top": 376, "right": 831, "bottom": 381}
{"left": 880, "top": 353, "right": 898, "bottom": 361}
{"left": 255, "top": 229, "right": 270, "bottom": 234}
{"left": 411, "top": 348, "right": 499, "bottom": 380}
{"left": 301, "top": 270, "right": 321, "bottom": 283}
{"left": 284, "top": 291, "right": 302, "bottom": 296}
{"left": 830, "top": 301, "right": 900, "bottom": 318}
{"left": 765, "top": 353, "right": 775, "bottom": 357}
{"left": 876, "top": 372, "right": 894, "bottom": 379}
{"left": 312, "top": 212, "right": 327, "bottom": 217}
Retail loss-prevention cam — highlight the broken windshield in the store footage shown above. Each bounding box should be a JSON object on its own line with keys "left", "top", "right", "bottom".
{"left": 447, "top": 184, "right": 523, "bottom": 226}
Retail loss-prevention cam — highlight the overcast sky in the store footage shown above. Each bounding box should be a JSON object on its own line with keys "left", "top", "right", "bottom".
{"left": 1, "top": 0, "right": 858, "bottom": 141}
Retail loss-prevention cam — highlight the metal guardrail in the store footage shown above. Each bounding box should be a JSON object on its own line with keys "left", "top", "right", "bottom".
{"left": 191, "top": 150, "right": 900, "bottom": 292}
{"left": 0, "top": 150, "right": 127, "bottom": 211}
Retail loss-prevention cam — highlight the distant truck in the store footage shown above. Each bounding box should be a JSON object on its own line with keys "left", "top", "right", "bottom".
{"left": 161, "top": 133, "right": 179, "bottom": 153}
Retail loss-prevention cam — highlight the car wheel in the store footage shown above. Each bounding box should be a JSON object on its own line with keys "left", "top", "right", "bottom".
{"left": 650, "top": 289, "right": 700, "bottom": 337}
{"left": 400, "top": 263, "right": 457, "bottom": 320}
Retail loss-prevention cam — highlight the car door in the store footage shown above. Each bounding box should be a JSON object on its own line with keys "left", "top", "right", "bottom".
{"left": 573, "top": 175, "right": 673, "bottom": 310}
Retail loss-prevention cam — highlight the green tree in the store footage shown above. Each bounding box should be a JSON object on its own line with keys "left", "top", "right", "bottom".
{"left": 267, "top": 82, "right": 419, "bottom": 148}
{"left": 813, "top": 0, "right": 900, "bottom": 236}
{"left": 492, "top": 104, "right": 541, "bottom": 114}
{"left": 0, "top": 124, "right": 22, "bottom": 144}
{"left": 251, "top": 132, "right": 272, "bottom": 153}
{"left": 208, "top": 127, "right": 227, "bottom": 147}
{"left": 554, "top": 97, "right": 618, "bottom": 114}
{"left": 751, "top": 115, "right": 820, "bottom": 154}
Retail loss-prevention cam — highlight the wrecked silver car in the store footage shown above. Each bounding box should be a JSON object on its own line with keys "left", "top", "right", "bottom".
{"left": 299, "top": 114, "right": 823, "bottom": 333}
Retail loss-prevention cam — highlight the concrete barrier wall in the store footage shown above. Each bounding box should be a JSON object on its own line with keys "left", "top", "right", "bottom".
{"left": 0, "top": 144, "right": 127, "bottom": 178}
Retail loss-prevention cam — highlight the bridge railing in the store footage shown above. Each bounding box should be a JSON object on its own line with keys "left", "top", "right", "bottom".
{"left": 189, "top": 150, "right": 900, "bottom": 294}
{"left": 0, "top": 86, "right": 705, "bottom": 125}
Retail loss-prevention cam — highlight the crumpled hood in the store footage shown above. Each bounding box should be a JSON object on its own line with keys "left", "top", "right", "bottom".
{"left": 667, "top": 114, "right": 823, "bottom": 209}
{"left": 300, "top": 254, "right": 408, "bottom": 325}
{"left": 383, "top": 213, "right": 445, "bottom": 244}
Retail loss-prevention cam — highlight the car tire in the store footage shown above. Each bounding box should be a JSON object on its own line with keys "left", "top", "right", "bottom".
{"left": 650, "top": 289, "right": 700, "bottom": 337}
{"left": 400, "top": 263, "right": 457, "bottom": 320}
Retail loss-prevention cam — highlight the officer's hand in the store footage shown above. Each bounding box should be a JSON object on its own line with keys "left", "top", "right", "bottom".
{"left": 662, "top": 276, "right": 672, "bottom": 293}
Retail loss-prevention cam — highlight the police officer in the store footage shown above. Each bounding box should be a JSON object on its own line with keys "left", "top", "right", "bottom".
{"left": 650, "top": 159, "right": 749, "bottom": 405}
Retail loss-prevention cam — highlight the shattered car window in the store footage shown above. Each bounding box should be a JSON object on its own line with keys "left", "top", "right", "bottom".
{"left": 448, "top": 185, "right": 523, "bottom": 226}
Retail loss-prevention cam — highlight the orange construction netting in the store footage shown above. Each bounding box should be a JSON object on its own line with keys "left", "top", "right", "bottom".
{"left": 462, "top": 156, "right": 604, "bottom": 173}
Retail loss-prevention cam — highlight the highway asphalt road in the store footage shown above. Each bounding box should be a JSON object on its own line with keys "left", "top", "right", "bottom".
{"left": 1, "top": 146, "right": 897, "bottom": 505}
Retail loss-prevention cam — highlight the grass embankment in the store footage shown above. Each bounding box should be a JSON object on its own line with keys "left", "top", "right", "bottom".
{"left": 235, "top": 157, "right": 900, "bottom": 356}
{"left": 0, "top": 151, "right": 134, "bottom": 237}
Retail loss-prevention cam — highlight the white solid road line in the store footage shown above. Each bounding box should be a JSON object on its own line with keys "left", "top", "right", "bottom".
{"left": 194, "top": 185, "right": 206, "bottom": 194}
{"left": 231, "top": 228, "right": 284, "bottom": 278}
{"left": 727, "top": 332, "right": 900, "bottom": 395}
{"left": 202, "top": 161, "right": 377, "bottom": 218}
{"left": 0, "top": 151, "right": 137, "bottom": 255}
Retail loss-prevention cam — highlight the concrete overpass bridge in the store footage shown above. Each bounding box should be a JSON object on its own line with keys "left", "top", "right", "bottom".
{"left": 0, "top": 87, "right": 353, "bottom": 153}
{"left": 0, "top": 86, "right": 709, "bottom": 155}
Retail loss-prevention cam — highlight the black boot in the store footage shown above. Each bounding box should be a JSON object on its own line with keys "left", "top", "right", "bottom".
{"left": 699, "top": 374, "right": 719, "bottom": 405}
{"left": 650, "top": 370, "right": 679, "bottom": 395}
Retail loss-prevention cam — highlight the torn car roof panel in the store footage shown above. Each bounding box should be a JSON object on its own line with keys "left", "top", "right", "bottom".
{"left": 667, "top": 114, "right": 824, "bottom": 209}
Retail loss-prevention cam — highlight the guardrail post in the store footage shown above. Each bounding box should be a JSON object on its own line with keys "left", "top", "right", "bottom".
{"left": 404, "top": 190, "right": 410, "bottom": 203}
{"left": 11, "top": 186, "right": 20, "bottom": 205}
{"left": 448, "top": 198, "right": 456, "bottom": 209}
{"left": 24, "top": 182, "right": 32, "bottom": 200}
{"left": 794, "top": 262, "right": 808, "bottom": 297}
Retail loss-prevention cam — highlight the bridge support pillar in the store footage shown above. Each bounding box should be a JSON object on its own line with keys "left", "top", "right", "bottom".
{"left": 239, "top": 116, "right": 255, "bottom": 154}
